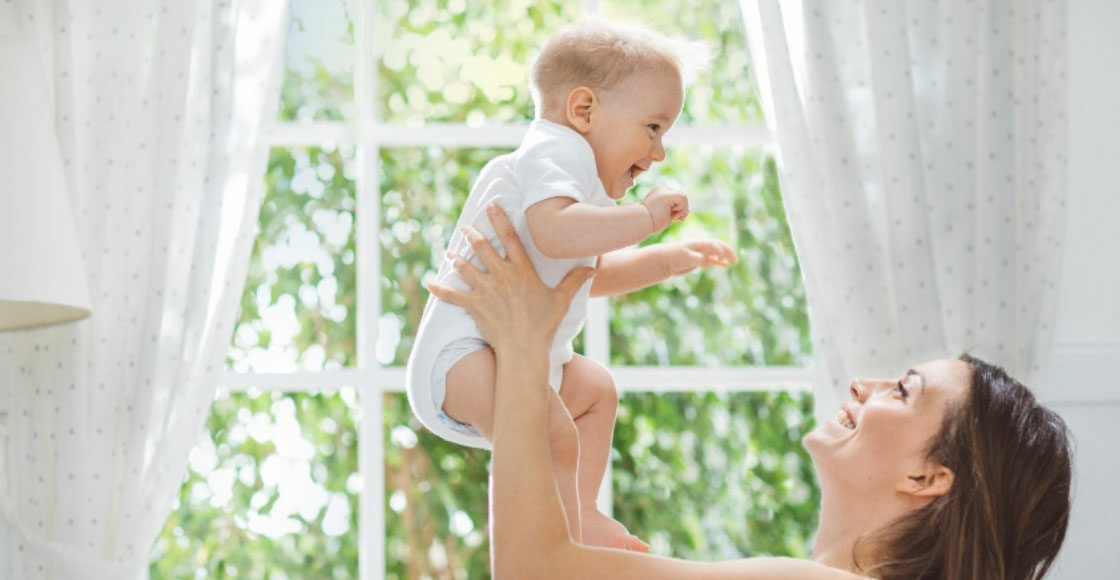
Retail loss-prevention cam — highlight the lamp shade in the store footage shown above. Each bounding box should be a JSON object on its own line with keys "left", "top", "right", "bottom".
{"left": 0, "top": 37, "right": 91, "bottom": 331}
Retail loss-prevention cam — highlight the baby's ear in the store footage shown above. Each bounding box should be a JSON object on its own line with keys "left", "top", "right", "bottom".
{"left": 566, "top": 87, "right": 597, "bottom": 133}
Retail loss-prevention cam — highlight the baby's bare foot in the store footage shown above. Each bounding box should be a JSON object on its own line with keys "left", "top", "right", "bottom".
{"left": 581, "top": 509, "right": 650, "bottom": 552}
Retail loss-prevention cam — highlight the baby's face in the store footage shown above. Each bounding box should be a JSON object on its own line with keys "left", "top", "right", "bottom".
{"left": 585, "top": 69, "right": 684, "bottom": 200}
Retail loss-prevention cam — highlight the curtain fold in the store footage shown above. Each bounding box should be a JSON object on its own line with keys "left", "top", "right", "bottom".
{"left": 740, "top": 0, "right": 1067, "bottom": 417}
{"left": 0, "top": 2, "right": 287, "bottom": 579}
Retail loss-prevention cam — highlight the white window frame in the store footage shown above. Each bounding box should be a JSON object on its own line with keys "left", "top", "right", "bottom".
{"left": 216, "top": 1, "right": 818, "bottom": 579}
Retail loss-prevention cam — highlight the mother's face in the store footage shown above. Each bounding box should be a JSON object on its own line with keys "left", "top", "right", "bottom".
{"left": 803, "top": 359, "right": 970, "bottom": 495}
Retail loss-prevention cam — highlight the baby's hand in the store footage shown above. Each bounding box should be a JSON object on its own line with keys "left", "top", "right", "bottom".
{"left": 667, "top": 239, "right": 738, "bottom": 276}
{"left": 641, "top": 186, "right": 689, "bottom": 233}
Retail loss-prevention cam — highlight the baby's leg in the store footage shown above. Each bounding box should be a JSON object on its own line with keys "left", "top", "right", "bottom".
{"left": 559, "top": 355, "right": 648, "bottom": 552}
{"left": 441, "top": 347, "right": 583, "bottom": 542}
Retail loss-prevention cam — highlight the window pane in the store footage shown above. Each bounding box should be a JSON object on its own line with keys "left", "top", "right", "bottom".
{"left": 378, "top": 0, "right": 581, "bottom": 124}
{"left": 610, "top": 147, "right": 811, "bottom": 367}
{"left": 228, "top": 145, "right": 358, "bottom": 372}
{"left": 384, "top": 393, "right": 490, "bottom": 579}
{"left": 379, "top": 147, "right": 512, "bottom": 366}
{"left": 150, "top": 389, "right": 360, "bottom": 579}
{"left": 279, "top": 0, "right": 357, "bottom": 122}
{"left": 612, "top": 391, "right": 819, "bottom": 559}
{"left": 600, "top": 0, "right": 764, "bottom": 125}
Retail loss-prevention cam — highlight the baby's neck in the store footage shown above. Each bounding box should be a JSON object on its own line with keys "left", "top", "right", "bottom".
{"left": 537, "top": 110, "right": 577, "bottom": 131}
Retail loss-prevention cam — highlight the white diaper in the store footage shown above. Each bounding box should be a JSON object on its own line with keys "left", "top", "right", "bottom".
{"left": 406, "top": 334, "right": 566, "bottom": 450}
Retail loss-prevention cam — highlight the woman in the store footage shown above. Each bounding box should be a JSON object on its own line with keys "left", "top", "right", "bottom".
{"left": 427, "top": 203, "right": 1073, "bottom": 580}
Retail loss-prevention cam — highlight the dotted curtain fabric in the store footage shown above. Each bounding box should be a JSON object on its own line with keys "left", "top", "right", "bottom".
{"left": 739, "top": 0, "right": 1067, "bottom": 416}
{"left": 0, "top": 2, "right": 287, "bottom": 579}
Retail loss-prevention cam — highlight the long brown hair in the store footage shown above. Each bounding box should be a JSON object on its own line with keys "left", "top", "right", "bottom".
{"left": 860, "top": 354, "right": 1073, "bottom": 580}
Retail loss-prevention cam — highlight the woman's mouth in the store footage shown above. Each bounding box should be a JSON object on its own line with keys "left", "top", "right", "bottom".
{"left": 836, "top": 409, "right": 856, "bottom": 430}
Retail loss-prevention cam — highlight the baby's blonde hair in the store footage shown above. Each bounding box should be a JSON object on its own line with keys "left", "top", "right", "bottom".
{"left": 530, "top": 19, "right": 711, "bottom": 116}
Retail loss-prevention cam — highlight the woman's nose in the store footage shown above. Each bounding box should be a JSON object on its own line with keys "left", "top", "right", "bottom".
{"left": 849, "top": 379, "right": 866, "bottom": 402}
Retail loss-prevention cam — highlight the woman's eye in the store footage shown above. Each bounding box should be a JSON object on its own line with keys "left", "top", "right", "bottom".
{"left": 896, "top": 379, "right": 910, "bottom": 399}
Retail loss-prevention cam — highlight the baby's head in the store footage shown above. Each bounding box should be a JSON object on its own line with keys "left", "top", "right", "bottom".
{"left": 530, "top": 19, "right": 710, "bottom": 200}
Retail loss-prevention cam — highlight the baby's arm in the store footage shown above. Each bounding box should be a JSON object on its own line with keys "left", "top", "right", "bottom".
{"left": 525, "top": 186, "right": 688, "bottom": 260}
{"left": 590, "top": 240, "right": 737, "bottom": 297}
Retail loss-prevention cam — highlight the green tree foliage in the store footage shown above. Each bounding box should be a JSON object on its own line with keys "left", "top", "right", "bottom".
{"left": 379, "top": 0, "right": 579, "bottom": 124}
{"left": 612, "top": 150, "right": 810, "bottom": 367}
{"left": 228, "top": 146, "right": 358, "bottom": 373}
{"left": 614, "top": 391, "right": 818, "bottom": 560}
{"left": 384, "top": 394, "right": 490, "bottom": 579}
{"left": 150, "top": 390, "right": 361, "bottom": 580}
{"left": 151, "top": 1, "right": 820, "bottom": 578}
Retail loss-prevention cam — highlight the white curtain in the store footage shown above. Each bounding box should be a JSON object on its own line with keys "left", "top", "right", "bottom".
{"left": 739, "top": 0, "right": 1067, "bottom": 415}
{"left": 0, "top": 2, "right": 287, "bottom": 579}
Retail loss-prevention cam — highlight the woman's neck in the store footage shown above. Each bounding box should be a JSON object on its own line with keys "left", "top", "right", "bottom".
{"left": 812, "top": 483, "right": 909, "bottom": 573}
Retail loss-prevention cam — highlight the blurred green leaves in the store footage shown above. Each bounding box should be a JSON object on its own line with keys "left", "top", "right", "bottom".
{"left": 150, "top": 390, "right": 361, "bottom": 580}
{"left": 379, "top": 0, "right": 579, "bottom": 124}
{"left": 279, "top": 0, "right": 357, "bottom": 121}
{"left": 614, "top": 391, "right": 818, "bottom": 560}
{"left": 228, "top": 146, "right": 357, "bottom": 372}
{"left": 612, "top": 149, "right": 810, "bottom": 367}
{"left": 384, "top": 394, "right": 490, "bottom": 579}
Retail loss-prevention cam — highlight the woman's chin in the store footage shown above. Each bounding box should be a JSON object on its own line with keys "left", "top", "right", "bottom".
{"left": 803, "top": 418, "right": 854, "bottom": 456}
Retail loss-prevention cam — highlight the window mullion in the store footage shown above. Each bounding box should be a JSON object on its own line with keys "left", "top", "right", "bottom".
{"left": 356, "top": 0, "right": 385, "bottom": 579}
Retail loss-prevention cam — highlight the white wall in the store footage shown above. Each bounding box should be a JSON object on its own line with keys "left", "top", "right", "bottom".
{"left": 1043, "top": 0, "right": 1120, "bottom": 577}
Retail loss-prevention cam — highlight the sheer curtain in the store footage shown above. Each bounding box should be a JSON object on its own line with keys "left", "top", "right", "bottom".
{"left": 0, "top": 2, "right": 287, "bottom": 579}
{"left": 739, "top": 0, "right": 1067, "bottom": 415}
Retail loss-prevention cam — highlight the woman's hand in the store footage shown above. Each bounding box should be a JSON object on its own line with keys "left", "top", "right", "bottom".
{"left": 426, "top": 203, "right": 596, "bottom": 356}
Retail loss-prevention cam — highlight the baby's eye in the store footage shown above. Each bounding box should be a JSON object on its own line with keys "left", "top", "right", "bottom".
{"left": 647, "top": 124, "right": 661, "bottom": 133}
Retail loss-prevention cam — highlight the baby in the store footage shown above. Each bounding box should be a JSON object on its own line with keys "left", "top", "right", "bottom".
{"left": 406, "top": 19, "right": 735, "bottom": 551}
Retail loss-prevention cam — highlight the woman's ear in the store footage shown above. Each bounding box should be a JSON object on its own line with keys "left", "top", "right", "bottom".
{"left": 897, "top": 464, "right": 955, "bottom": 498}
{"left": 565, "top": 87, "right": 597, "bottom": 133}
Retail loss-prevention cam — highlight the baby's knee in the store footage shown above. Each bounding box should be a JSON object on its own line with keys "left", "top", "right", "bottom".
{"left": 587, "top": 368, "right": 619, "bottom": 417}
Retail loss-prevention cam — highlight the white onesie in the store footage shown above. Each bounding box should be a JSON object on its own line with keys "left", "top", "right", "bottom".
{"left": 405, "top": 119, "right": 613, "bottom": 449}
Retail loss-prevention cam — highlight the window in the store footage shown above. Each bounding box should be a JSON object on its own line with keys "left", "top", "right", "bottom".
{"left": 149, "top": 1, "right": 819, "bottom": 579}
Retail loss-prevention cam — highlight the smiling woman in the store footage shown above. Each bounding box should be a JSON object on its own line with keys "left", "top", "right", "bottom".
{"left": 428, "top": 204, "right": 1074, "bottom": 580}
{"left": 804, "top": 362, "right": 967, "bottom": 506}
{"left": 854, "top": 355, "right": 1074, "bottom": 580}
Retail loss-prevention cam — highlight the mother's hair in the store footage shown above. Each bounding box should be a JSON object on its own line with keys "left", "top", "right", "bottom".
{"left": 861, "top": 354, "right": 1073, "bottom": 580}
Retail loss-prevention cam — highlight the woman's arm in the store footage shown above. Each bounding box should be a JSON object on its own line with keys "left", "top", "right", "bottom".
{"left": 428, "top": 204, "right": 862, "bottom": 580}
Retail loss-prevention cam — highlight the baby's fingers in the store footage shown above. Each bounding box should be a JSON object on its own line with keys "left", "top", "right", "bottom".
{"left": 716, "top": 242, "right": 737, "bottom": 265}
